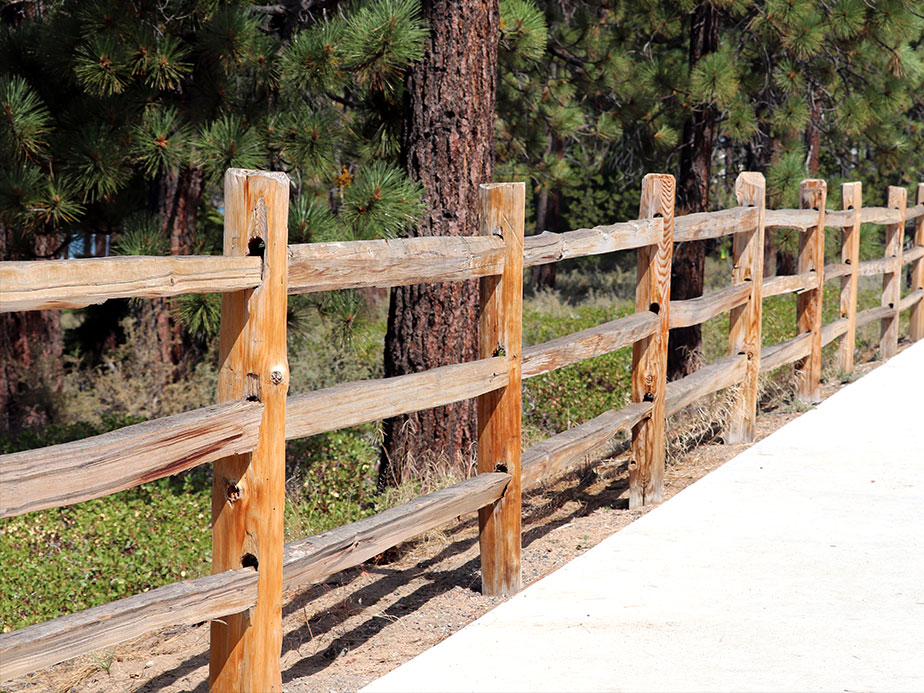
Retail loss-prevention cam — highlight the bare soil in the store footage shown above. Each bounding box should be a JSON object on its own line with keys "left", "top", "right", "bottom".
{"left": 3, "top": 353, "right": 893, "bottom": 693}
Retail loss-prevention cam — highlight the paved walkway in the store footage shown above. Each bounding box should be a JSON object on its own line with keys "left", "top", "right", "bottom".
{"left": 363, "top": 341, "right": 924, "bottom": 693}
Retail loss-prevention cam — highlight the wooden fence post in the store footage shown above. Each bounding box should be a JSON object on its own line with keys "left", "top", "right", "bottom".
{"left": 838, "top": 182, "right": 862, "bottom": 373}
{"left": 795, "top": 179, "right": 826, "bottom": 404}
{"left": 881, "top": 185, "right": 906, "bottom": 358}
{"left": 726, "top": 172, "right": 765, "bottom": 444}
{"left": 912, "top": 184, "right": 924, "bottom": 342}
{"left": 211, "top": 169, "right": 289, "bottom": 691}
{"left": 477, "top": 182, "right": 524, "bottom": 597}
{"left": 629, "top": 174, "right": 674, "bottom": 508}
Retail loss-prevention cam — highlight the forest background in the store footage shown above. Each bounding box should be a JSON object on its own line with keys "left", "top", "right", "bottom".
{"left": 1, "top": 0, "right": 922, "bottom": 629}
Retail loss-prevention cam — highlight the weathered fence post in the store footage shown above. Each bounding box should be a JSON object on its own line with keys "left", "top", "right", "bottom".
{"left": 881, "top": 185, "right": 906, "bottom": 358}
{"left": 726, "top": 172, "right": 765, "bottom": 444}
{"left": 629, "top": 174, "right": 674, "bottom": 508}
{"left": 795, "top": 179, "right": 826, "bottom": 403}
{"left": 838, "top": 182, "right": 862, "bottom": 373}
{"left": 912, "top": 184, "right": 924, "bottom": 342}
{"left": 211, "top": 169, "right": 289, "bottom": 691}
{"left": 477, "top": 182, "right": 524, "bottom": 597}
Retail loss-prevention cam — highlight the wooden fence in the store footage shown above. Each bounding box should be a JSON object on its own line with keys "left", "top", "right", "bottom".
{"left": 1, "top": 170, "right": 922, "bottom": 690}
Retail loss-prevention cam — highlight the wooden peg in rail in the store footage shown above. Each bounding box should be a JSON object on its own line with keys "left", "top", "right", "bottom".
{"left": 477, "top": 182, "right": 525, "bottom": 597}
{"left": 629, "top": 173, "right": 674, "bottom": 508}
{"left": 881, "top": 185, "right": 906, "bottom": 358}
{"left": 726, "top": 172, "right": 765, "bottom": 444}
{"left": 839, "top": 182, "right": 862, "bottom": 373}
{"left": 211, "top": 169, "right": 289, "bottom": 693}
{"left": 795, "top": 179, "right": 826, "bottom": 404}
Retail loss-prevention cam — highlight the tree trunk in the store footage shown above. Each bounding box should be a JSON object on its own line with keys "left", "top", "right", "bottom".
{"left": 529, "top": 186, "right": 561, "bottom": 290}
{"left": 0, "top": 225, "right": 64, "bottom": 434}
{"left": 668, "top": 2, "right": 718, "bottom": 381}
{"left": 379, "top": 0, "right": 499, "bottom": 487}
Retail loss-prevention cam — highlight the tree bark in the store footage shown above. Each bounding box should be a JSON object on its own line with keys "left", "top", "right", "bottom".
{"left": 0, "top": 224, "right": 64, "bottom": 434}
{"left": 669, "top": 2, "right": 718, "bottom": 381}
{"left": 379, "top": 0, "right": 499, "bottom": 487}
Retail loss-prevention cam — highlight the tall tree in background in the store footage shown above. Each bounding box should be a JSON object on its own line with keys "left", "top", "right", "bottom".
{"left": 379, "top": 0, "right": 500, "bottom": 486}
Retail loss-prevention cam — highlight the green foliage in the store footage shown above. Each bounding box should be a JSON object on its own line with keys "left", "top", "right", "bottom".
{"left": 131, "top": 107, "right": 193, "bottom": 178}
{"left": 0, "top": 76, "right": 51, "bottom": 161}
{"left": 340, "top": 161, "right": 425, "bottom": 239}
{"left": 688, "top": 50, "right": 739, "bottom": 108}
{"left": 196, "top": 115, "right": 266, "bottom": 185}
{"left": 174, "top": 293, "right": 223, "bottom": 341}
{"left": 499, "top": 0, "right": 548, "bottom": 66}
{"left": 112, "top": 213, "right": 169, "bottom": 256}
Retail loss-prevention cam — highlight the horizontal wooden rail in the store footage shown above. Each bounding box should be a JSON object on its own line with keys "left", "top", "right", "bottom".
{"left": 856, "top": 304, "right": 894, "bottom": 328}
{"left": 901, "top": 289, "right": 924, "bottom": 312}
{"left": 765, "top": 208, "right": 818, "bottom": 229}
{"left": 824, "top": 209, "right": 856, "bottom": 228}
{"left": 672, "top": 206, "right": 758, "bottom": 242}
{"left": 0, "top": 256, "right": 262, "bottom": 313}
{"left": 520, "top": 402, "right": 652, "bottom": 489}
{"left": 857, "top": 256, "right": 900, "bottom": 277}
{"left": 906, "top": 203, "right": 924, "bottom": 221}
{"left": 0, "top": 400, "right": 263, "bottom": 519}
{"left": 664, "top": 354, "right": 748, "bottom": 417}
{"left": 861, "top": 207, "right": 903, "bottom": 225}
{"left": 821, "top": 318, "right": 849, "bottom": 347}
{"left": 0, "top": 568, "right": 258, "bottom": 681}
{"left": 823, "top": 262, "right": 852, "bottom": 281}
{"left": 521, "top": 312, "right": 657, "bottom": 378}
{"left": 761, "top": 333, "right": 812, "bottom": 372}
{"left": 285, "top": 356, "right": 507, "bottom": 440}
{"left": 903, "top": 245, "right": 924, "bottom": 265}
{"left": 522, "top": 218, "right": 662, "bottom": 267}
{"left": 762, "top": 271, "right": 818, "bottom": 298}
{"left": 287, "top": 236, "right": 505, "bottom": 294}
{"left": 282, "top": 472, "right": 510, "bottom": 591}
{"left": 669, "top": 283, "right": 751, "bottom": 329}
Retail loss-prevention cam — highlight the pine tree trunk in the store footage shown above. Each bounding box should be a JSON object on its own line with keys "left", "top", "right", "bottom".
{"left": 669, "top": 2, "right": 717, "bottom": 381}
{"left": 0, "top": 224, "right": 63, "bottom": 434}
{"left": 379, "top": 0, "right": 499, "bottom": 487}
{"left": 530, "top": 186, "right": 561, "bottom": 290}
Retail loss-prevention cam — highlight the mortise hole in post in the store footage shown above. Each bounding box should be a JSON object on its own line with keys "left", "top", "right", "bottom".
{"left": 888, "top": 302, "right": 894, "bottom": 309}
{"left": 495, "top": 463, "right": 508, "bottom": 474}
{"left": 241, "top": 553, "right": 259, "bottom": 570}
{"left": 649, "top": 302, "right": 660, "bottom": 315}
{"left": 225, "top": 483, "right": 241, "bottom": 502}
{"left": 248, "top": 237, "right": 266, "bottom": 258}
{"left": 643, "top": 392, "right": 654, "bottom": 402}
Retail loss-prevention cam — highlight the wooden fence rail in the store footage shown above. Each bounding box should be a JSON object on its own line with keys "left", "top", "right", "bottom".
{"left": 2, "top": 170, "right": 922, "bottom": 687}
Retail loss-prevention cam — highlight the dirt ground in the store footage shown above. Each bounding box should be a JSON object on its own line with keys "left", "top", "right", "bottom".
{"left": 3, "top": 352, "right": 894, "bottom": 693}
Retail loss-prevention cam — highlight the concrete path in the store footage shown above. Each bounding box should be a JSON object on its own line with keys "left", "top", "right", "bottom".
{"left": 363, "top": 341, "right": 924, "bottom": 693}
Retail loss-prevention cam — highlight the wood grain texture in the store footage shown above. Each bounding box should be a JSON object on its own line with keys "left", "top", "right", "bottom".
{"left": 823, "top": 262, "right": 852, "bottom": 280}
{"left": 911, "top": 184, "right": 924, "bottom": 341}
{"left": 900, "top": 289, "right": 923, "bottom": 313}
{"left": 286, "top": 236, "right": 504, "bottom": 294}
{"left": 0, "top": 400, "right": 262, "bottom": 519}
{"left": 856, "top": 305, "right": 894, "bottom": 328}
{"left": 795, "top": 179, "right": 826, "bottom": 403}
{"left": 764, "top": 208, "right": 818, "bottom": 229}
{"left": 0, "top": 256, "right": 261, "bottom": 313}
{"left": 0, "top": 568, "right": 258, "bottom": 681}
{"left": 880, "top": 186, "right": 906, "bottom": 359}
{"left": 286, "top": 357, "right": 508, "bottom": 440}
{"left": 857, "top": 256, "right": 901, "bottom": 276}
{"left": 726, "top": 172, "right": 765, "bottom": 444}
{"left": 520, "top": 402, "right": 652, "bottom": 489}
{"left": 522, "top": 218, "right": 661, "bottom": 266}
{"left": 761, "top": 271, "right": 819, "bottom": 297}
{"left": 522, "top": 311, "right": 658, "bottom": 378}
{"left": 630, "top": 174, "right": 674, "bottom": 508}
{"left": 903, "top": 245, "right": 924, "bottom": 266}
{"left": 760, "top": 333, "right": 813, "bottom": 372}
{"left": 664, "top": 354, "right": 747, "bottom": 418}
{"left": 823, "top": 209, "right": 855, "bottom": 227}
{"left": 861, "top": 206, "right": 903, "bottom": 225}
{"left": 821, "top": 318, "right": 849, "bottom": 347}
{"left": 477, "top": 182, "right": 525, "bottom": 597}
{"left": 672, "top": 206, "right": 759, "bottom": 242}
{"left": 905, "top": 202, "right": 924, "bottom": 221}
{"left": 669, "top": 282, "right": 751, "bottom": 329}
{"left": 282, "top": 473, "right": 510, "bottom": 592}
{"left": 211, "top": 170, "right": 289, "bottom": 692}
{"left": 839, "top": 183, "right": 861, "bottom": 372}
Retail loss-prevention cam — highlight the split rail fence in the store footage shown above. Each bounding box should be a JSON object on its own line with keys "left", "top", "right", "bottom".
{"left": 1, "top": 169, "right": 922, "bottom": 690}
